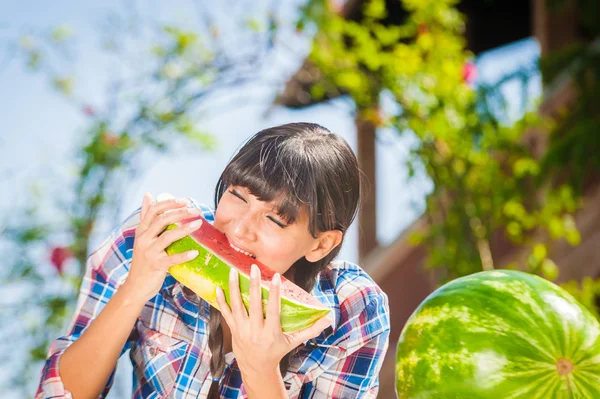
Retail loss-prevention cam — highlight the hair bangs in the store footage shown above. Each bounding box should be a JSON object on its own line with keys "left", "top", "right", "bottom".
{"left": 220, "top": 138, "right": 319, "bottom": 233}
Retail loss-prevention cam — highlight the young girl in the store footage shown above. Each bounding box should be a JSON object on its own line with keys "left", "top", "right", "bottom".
{"left": 36, "top": 123, "right": 391, "bottom": 398}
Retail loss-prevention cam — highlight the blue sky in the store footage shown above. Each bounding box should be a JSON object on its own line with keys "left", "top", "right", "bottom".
{"left": 0, "top": 1, "right": 541, "bottom": 396}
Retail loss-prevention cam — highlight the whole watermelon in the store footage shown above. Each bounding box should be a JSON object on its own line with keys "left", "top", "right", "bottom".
{"left": 396, "top": 270, "right": 600, "bottom": 398}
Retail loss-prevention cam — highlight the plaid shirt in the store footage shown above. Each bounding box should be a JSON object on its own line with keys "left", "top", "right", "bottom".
{"left": 36, "top": 198, "right": 391, "bottom": 398}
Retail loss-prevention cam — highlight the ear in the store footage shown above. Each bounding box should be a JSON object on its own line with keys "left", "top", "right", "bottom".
{"left": 305, "top": 230, "right": 343, "bottom": 263}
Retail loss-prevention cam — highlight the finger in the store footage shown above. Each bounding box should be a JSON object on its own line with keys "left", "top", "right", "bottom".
{"left": 265, "top": 272, "right": 282, "bottom": 331}
{"left": 249, "top": 264, "right": 264, "bottom": 331}
{"left": 215, "top": 285, "right": 235, "bottom": 327}
{"left": 155, "top": 249, "right": 199, "bottom": 271}
{"left": 136, "top": 192, "right": 153, "bottom": 238}
{"left": 229, "top": 268, "right": 248, "bottom": 320}
{"left": 286, "top": 317, "right": 333, "bottom": 348}
{"left": 154, "top": 217, "right": 203, "bottom": 251}
{"left": 138, "top": 192, "right": 153, "bottom": 229}
{"left": 140, "top": 192, "right": 149, "bottom": 221}
{"left": 145, "top": 205, "right": 203, "bottom": 239}
{"left": 138, "top": 197, "right": 188, "bottom": 234}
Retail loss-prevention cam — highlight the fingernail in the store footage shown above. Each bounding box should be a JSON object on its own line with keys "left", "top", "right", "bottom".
{"left": 156, "top": 193, "right": 175, "bottom": 202}
{"left": 216, "top": 286, "right": 222, "bottom": 298}
{"left": 176, "top": 198, "right": 189, "bottom": 204}
{"left": 251, "top": 264, "right": 258, "bottom": 278}
{"left": 188, "top": 250, "right": 199, "bottom": 259}
{"left": 230, "top": 268, "right": 237, "bottom": 281}
{"left": 273, "top": 273, "right": 280, "bottom": 285}
{"left": 189, "top": 219, "right": 203, "bottom": 229}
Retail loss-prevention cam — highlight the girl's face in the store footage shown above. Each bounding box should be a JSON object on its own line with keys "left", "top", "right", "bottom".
{"left": 213, "top": 185, "right": 342, "bottom": 277}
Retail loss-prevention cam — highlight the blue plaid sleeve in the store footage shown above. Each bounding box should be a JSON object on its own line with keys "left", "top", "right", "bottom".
{"left": 35, "top": 206, "right": 141, "bottom": 398}
{"left": 36, "top": 195, "right": 214, "bottom": 398}
{"left": 300, "top": 291, "right": 391, "bottom": 398}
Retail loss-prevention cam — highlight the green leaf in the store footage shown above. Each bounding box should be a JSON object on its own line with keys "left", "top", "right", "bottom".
{"left": 30, "top": 341, "right": 49, "bottom": 362}
{"left": 186, "top": 130, "right": 218, "bottom": 151}
{"left": 503, "top": 200, "right": 526, "bottom": 219}
{"left": 408, "top": 231, "right": 425, "bottom": 245}
{"left": 19, "top": 35, "right": 35, "bottom": 49}
{"left": 533, "top": 244, "right": 547, "bottom": 261}
{"left": 363, "top": 0, "right": 387, "bottom": 20}
{"left": 310, "top": 83, "right": 326, "bottom": 100}
{"left": 163, "top": 26, "right": 199, "bottom": 55}
{"left": 372, "top": 25, "right": 402, "bottom": 46}
{"left": 247, "top": 17, "right": 264, "bottom": 32}
{"left": 548, "top": 216, "right": 564, "bottom": 239}
{"left": 541, "top": 258, "right": 559, "bottom": 281}
{"left": 53, "top": 76, "right": 75, "bottom": 97}
{"left": 506, "top": 221, "right": 522, "bottom": 241}
{"left": 27, "top": 51, "right": 41, "bottom": 70}
{"left": 513, "top": 158, "right": 540, "bottom": 177}
{"left": 336, "top": 70, "right": 363, "bottom": 91}
{"left": 51, "top": 24, "right": 74, "bottom": 42}
{"left": 151, "top": 45, "right": 167, "bottom": 57}
{"left": 563, "top": 215, "right": 581, "bottom": 246}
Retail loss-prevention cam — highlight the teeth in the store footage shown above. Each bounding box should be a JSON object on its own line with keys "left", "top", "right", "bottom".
{"left": 229, "top": 243, "right": 256, "bottom": 259}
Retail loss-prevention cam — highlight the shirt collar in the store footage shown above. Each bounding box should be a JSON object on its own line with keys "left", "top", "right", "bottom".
{"left": 166, "top": 275, "right": 210, "bottom": 322}
{"left": 311, "top": 265, "right": 339, "bottom": 332}
{"left": 297, "top": 267, "right": 340, "bottom": 348}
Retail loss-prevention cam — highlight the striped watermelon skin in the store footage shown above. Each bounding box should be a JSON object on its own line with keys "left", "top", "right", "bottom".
{"left": 163, "top": 216, "right": 330, "bottom": 332}
{"left": 396, "top": 270, "right": 600, "bottom": 398}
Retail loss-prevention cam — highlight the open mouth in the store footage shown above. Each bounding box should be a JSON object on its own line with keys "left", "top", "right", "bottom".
{"left": 228, "top": 241, "right": 256, "bottom": 259}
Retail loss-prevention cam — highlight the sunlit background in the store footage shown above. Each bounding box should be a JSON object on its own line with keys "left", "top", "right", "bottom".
{"left": 2, "top": 0, "right": 598, "bottom": 397}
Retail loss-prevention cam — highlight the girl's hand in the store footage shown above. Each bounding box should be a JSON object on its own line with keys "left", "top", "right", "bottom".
{"left": 216, "top": 264, "right": 332, "bottom": 376}
{"left": 122, "top": 192, "right": 204, "bottom": 303}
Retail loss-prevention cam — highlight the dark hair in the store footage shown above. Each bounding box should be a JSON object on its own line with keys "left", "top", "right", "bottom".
{"left": 207, "top": 122, "right": 361, "bottom": 397}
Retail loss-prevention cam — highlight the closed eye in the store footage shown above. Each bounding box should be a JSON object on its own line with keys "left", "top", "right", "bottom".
{"left": 268, "top": 216, "right": 287, "bottom": 228}
{"left": 229, "top": 189, "right": 246, "bottom": 202}
{"left": 229, "top": 189, "right": 287, "bottom": 228}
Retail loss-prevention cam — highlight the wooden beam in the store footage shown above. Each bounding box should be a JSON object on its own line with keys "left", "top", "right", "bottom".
{"left": 356, "top": 113, "right": 378, "bottom": 261}
{"left": 533, "top": 0, "right": 580, "bottom": 56}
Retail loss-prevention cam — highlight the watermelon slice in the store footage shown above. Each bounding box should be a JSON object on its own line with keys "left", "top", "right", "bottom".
{"left": 162, "top": 215, "right": 331, "bottom": 332}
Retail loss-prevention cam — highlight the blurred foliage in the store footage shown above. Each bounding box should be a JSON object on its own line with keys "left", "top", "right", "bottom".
{"left": 299, "top": 0, "right": 600, "bottom": 316}
{"left": 1, "top": 2, "right": 283, "bottom": 395}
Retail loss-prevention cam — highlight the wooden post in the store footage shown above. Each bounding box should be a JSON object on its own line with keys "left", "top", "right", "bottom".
{"left": 533, "top": 0, "right": 580, "bottom": 56}
{"left": 356, "top": 111, "right": 378, "bottom": 262}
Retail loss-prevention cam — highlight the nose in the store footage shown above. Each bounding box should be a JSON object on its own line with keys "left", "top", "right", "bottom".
{"left": 231, "top": 212, "right": 257, "bottom": 241}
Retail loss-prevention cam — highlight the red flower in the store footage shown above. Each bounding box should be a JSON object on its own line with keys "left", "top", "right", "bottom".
{"left": 417, "top": 23, "right": 429, "bottom": 36}
{"left": 82, "top": 105, "right": 95, "bottom": 117}
{"left": 50, "top": 246, "right": 74, "bottom": 275}
{"left": 329, "top": 0, "right": 344, "bottom": 14}
{"left": 100, "top": 131, "right": 120, "bottom": 147}
{"left": 462, "top": 62, "right": 477, "bottom": 85}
